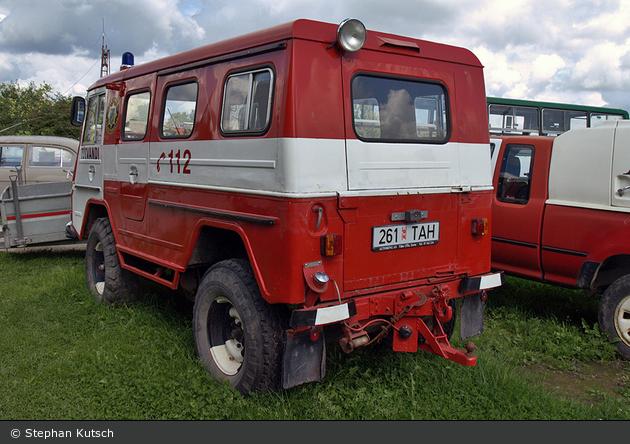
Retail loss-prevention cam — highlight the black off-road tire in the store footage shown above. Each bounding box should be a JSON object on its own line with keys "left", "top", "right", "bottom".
{"left": 85, "top": 217, "right": 139, "bottom": 305}
{"left": 193, "top": 258, "right": 286, "bottom": 395}
{"left": 599, "top": 275, "right": 630, "bottom": 360}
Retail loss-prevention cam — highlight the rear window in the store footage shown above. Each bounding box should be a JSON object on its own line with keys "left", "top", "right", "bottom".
{"left": 352, "top": 75, "right": 449, "bottom": 143}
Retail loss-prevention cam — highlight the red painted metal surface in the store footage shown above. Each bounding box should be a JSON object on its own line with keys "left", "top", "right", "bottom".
{"left": 73, "top": 19, "right": 498, "bottom": 368}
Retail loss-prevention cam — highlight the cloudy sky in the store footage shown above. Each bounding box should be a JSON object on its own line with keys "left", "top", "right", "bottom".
{"left": 1, "top": 0, "right": 630, "bottom": 111}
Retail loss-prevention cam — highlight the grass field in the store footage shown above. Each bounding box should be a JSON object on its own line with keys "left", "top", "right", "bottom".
{"left": 1, "top": 247, "right": 628, "bottom": 420}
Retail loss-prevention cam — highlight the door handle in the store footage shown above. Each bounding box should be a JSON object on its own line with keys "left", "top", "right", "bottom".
{"left": 618, "top": 185, "right": 630, "bottom": 196}
{"left": 129, "top": 165, "right": 139, "bottom": 184}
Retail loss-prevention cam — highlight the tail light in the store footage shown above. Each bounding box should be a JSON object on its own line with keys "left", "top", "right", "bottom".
{"left": 471, "top": 218, "right": 488, "bottom": 236}
{"left": 321, "top": 234, "right": 343, "bottom": 256}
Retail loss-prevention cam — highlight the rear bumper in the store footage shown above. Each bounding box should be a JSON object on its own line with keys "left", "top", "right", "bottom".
{"left": 460, "top": 271, "right": 504, "bottom": 292}
{"left": 289, "top": 301, "right": 357, "bottom": 327}
{"left": 288, "top": 271, "right": 504, "bottom": 329}
{"left": 282, "top": 272, "right": 503, "bottom": 389}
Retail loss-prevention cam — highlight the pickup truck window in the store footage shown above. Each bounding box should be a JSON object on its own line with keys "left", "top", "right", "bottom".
{"left": 497, "top": 144, "right": 533, "bottom": 204}
{"left": 352, "top": 75, "right": 449, "bottom": 143}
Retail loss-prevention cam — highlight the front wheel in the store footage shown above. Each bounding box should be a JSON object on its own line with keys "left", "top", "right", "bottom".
{"left": 599, "top": 275, "right": 630, "bottom": 360}
{"left": 193, "top": 259, "right": 286, "bottom": 395}
{"left": 85, "top": 217, "right": 138, "bottom": 305}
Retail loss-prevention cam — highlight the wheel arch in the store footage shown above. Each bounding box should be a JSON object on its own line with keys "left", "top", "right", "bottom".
{"left": 583, "top": 254, "right": 630, "bottom": 295}
{"left": 77, "top": 200, "right": 110, "bottom": 240}
{"left": 181, "top": 220, "right": 269, "bottom": 301}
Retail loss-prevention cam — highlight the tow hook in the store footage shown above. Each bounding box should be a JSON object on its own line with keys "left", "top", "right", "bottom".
{"left": 432, "top": 287, "right": 453, "bottom": 323}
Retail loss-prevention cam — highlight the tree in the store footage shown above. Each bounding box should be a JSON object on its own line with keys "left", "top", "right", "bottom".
{"left": 0, "top": 81, "right": 81, "bottom": 139}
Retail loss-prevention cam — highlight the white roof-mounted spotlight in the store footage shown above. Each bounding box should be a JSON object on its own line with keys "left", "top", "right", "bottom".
{"left": 336, "top": 18, "right": 367, "bottom": 52}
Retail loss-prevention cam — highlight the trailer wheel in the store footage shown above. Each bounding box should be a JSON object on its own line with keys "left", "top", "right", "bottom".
{"left": 193, "top": 259, "right": 285, "bottom": 395}
{"left": 599, "top": 275, "right": 630, "bottom": 360}
{"left": 85, "top": 217, "right": 138, "bottom": 305}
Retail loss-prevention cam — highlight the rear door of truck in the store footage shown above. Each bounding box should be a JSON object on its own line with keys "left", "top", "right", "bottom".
{"left": 339, "top": 45, "right": 490, "bottom": 292}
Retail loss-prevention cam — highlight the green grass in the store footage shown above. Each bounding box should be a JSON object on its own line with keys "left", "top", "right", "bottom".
{"left": 1, "top": 248, "right": 628, "bottom": 420}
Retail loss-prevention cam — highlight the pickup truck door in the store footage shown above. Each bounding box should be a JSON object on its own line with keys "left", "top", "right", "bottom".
{"left": 491, "top": 139, "right": 550, "bottom": 280}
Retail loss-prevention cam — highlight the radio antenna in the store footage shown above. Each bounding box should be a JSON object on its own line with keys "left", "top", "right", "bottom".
{"left": 100, "top": 18, "right": 110, "bottom": 77}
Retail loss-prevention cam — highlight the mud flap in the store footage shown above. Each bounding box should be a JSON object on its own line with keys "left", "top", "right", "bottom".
{"left": 282, "top": 329, "right": 326, "bottom": 389}
{"left": 459, "top": 292, "right": 485, "bottom": 340}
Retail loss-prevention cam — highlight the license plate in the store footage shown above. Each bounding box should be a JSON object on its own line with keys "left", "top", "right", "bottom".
{"left": 372, "top": 221, "right": 440, "bottom": 251}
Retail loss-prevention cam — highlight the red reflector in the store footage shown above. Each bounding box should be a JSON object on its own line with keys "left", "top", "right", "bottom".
{"left": 471, "top": 218, "right": 488, "bottom": 236}
{"left": 321, "top": 234, "right": 343, "bottom": 256}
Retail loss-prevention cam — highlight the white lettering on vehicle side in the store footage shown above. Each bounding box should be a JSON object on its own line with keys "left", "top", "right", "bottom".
{"left": 80, "top": 146, "right": 100, "bottom": 160}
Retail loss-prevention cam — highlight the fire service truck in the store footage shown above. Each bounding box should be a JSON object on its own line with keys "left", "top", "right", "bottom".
{"left": 69, "top": 18, "right": 503, "bottom": 394}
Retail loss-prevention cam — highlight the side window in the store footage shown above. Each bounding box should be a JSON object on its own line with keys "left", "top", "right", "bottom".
{"left": 161, "top": 82, "right": 198, "bottom": 138}
{"left": 29, "top": 146, "right": 75, "bottom": 168}
{"left": 83, "top": 94, "right": 106, "bottom": 145}
{"left": 488, "top": 104, "right": 539, "bottom": 135}
{"left": 591, "top": 113, "right": 623, "bottom": 128}
{"left": 0, "top": 145, "right": 24, "bottom": 167}
{"left": 221, "top": 69, "right": 273, "bottom": 134}
{"left": 497, "top": 144, "right": 534, "bottom": 204}
{"left": 123, "top": 91, "right": 151, "bottom": 141}
{"left": 352, "top": 75, "right": 449, "bottom": 143}
{"left": 542, "top": 109, "right": 587, "bottom": 135}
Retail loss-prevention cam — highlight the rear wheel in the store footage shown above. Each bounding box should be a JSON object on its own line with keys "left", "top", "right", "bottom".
{"left": 599, "top": 275, "right": 630, "bottom": 360}
{"left": 85, "top": 217, "right": 138, "bottom": 305}
{"left": 193, "top": 259, "right": 286, "bottom": 394}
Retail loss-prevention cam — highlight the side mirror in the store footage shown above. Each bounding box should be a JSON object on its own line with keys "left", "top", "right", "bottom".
{"left": 70, "top": 96, "right": 85, "bottom": 127}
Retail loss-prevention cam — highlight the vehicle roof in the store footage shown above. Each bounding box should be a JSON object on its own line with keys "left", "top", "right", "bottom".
{"left": 487, "top": 96, "right": 629, "bottom": 117}
{"left": 88, "top": 19, "right": 483, "bottom": 91}
{"left": 0, "top": 135, "right": 79, "bottom": 151}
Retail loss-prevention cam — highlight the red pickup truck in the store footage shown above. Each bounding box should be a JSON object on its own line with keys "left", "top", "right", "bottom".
{"left": 491, "top": 120, "right": 630, "bottom": 360}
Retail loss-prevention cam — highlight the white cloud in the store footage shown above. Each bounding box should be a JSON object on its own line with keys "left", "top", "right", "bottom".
{"left": 1, "top": 0, "right": 630, "bottom": 112}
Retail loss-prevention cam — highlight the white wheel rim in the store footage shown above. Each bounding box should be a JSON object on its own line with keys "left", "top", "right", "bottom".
{"left": 94, "top": 241, "right": 105, "bottom": 296}
{"left": 95, "top": 282, "right": 105, "bottom": 295}
{"left": 210, "top": 297, "right": 244, "bottom": 376}
{"left": 615, "top": 295, "right": 630, "bottom": 345}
